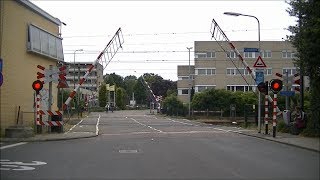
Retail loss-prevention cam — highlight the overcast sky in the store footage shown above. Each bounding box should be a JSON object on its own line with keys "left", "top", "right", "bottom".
{"left": 31, "top": 0, "right": 296, "bottom": 81}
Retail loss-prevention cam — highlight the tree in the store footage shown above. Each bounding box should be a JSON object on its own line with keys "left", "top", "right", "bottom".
{"left": 287, "top": 0, "right": 320, "bottom": 134}
{"left": 134, "top": 76, "right": 148, "bottom": 105}
{"left": 104, "top": 73, "right": 124, "bottom": 88}
{"left": 116, "top": 87, "right": 126, "bottom": 110}
{"left": 124, "top": 75, "right": 137, "bottom": 103}
{"left": 162, "top": 94, "right": 186, "bottom": 116}
{"left": 99, "top": 84, "right": 107, "bottom": 107}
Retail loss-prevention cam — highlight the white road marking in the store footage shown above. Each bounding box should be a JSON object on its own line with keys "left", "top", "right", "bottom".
{"left": 167, "top": 118, "right": 194, "bottom": 126}
{"left": 0, "top": 160, "right": 46, "bottom": 171}
{"left": 65, "top": 119, "right": 84, "bottom": 134}
{"left": 102, "top": 130, "right": 226, "bottom": 136}
{"left": 96, "top": 114, "right": 101, "bottom": 135}
{"left": 119, "top": 150, "right": 138, "bottom": 153}
{"left": 0, "top": 142, "right": 27, "bottom": 150}
{"left": 131, "top": 118, "right": 163, "bottom": 132}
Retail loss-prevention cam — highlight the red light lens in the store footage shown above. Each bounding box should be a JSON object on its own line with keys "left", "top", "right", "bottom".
{"left": 273, "top": 83, "right": 280, "bottom": 89}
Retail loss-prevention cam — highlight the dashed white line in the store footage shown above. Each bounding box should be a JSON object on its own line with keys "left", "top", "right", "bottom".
{"left": 167, "top": 118, "right": 194, "bottom": 126}
{"left": 0, "top": 142, "right": 27, "bottom": 150}
{"left": 131, "top": 118, "right": 163, "bottom": 133}
{"left": 96, "top": 114, "right": 101, "bottom": 135}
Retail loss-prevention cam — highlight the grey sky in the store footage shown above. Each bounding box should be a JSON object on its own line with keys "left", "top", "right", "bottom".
{"left": 31, "top": 0, "right": 296, "bottom": 81}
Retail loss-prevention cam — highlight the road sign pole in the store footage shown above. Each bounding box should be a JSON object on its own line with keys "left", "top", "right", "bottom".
{"left": 285, "top": 71, "right": 289, "bottom": 110}
{"left": 265, "top": 94, "right": 269, "bottom": 134}
{"left": 273, "top": 93, "right": 277, "bottom": 138}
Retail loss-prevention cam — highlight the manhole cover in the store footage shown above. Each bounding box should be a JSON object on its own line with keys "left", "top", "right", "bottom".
{"left": 119, "top": 150, "right": 138, "bottom": 153}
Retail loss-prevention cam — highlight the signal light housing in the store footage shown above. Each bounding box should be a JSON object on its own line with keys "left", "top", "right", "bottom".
{"left": 32, "top": 80, "right": 43, "bottom": 94}
{"left": 257, "top": 81, "right": 268, "bottom": 95}
{"left": 270, "top": 79, "right": 283, "bottom": 93}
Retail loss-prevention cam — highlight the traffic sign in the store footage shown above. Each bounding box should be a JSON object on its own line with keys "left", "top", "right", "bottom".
{"left": 280, "top": 91, "right": 295, "bottom": 97}
{"left": 253, "top": 56, "right": 267, "bottom": 68}
{"left": 244, "top": 48, "right": 259, "bottom": 52}
{"left": 255, "top": 70, "right": 264, "bottom": 85}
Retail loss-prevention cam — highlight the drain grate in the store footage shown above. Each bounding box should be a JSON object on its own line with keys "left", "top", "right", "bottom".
{"left": 119, "top": 150, "right": 138, "bottom": 153}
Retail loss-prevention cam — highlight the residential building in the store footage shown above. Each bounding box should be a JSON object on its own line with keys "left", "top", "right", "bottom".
{"left": 177, "top": 41, "right": 300, "bottom": 103}
{"left": 65, "top": 62, "right": 103, "bottom": 92}
{"left": 0, "top": 0, "right": 64, "bottom": 134}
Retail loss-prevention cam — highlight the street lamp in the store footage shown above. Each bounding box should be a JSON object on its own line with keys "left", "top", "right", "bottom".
{"left": 73, "top": 49, "right": 83, "bottom": 89}
{"left": 187, "top": 47, "right": 193, "bottom": 118}
{"left": 224, "top": 12, "right": 262, "bottom": 133}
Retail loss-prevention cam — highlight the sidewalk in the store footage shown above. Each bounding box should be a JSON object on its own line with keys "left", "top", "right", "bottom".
{"left": 234, "top": 129, "right": 320, "bottom": 152}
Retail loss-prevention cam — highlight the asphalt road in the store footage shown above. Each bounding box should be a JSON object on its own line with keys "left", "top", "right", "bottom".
{"left": 1, "top": 110, "right": 319, "bottom": 180}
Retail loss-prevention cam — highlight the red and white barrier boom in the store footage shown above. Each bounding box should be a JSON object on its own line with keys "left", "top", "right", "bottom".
{"left": 62, "top": 28, "right": 124, "bottom": 110}
{"left": 209, "top": 19, "right": 280, "bottom": 113}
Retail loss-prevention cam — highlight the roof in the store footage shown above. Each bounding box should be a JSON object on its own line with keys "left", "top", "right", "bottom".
{"left": 16, "top": 0, "right": 61, "bottom": 25}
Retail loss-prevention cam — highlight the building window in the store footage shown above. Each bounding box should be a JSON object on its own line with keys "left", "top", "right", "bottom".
{"left": 195, "top": 51, "right": 215, "bottom": 59}
{"left": 265, "top": 68, "right": 272, "bottom": 75}
{"left": 282, "top": 68, "right": 297, "bottom": 75}
{"left": 261, "top": 50, "right": 272, "bottom": 58}
{"left": 226, "top": 50, "right": 237, "bottom": 58}
{"left": 244, "top": 52, "right": 256, "bottom": 58}
{"left": 227, "top": 85, "right": 254, "bottom": 92}
{"left": 178, "top": 89, "right": 189, "bottom": 95}
{"left": 196, "top": 68, "right": 216, "bottom": 75}
{"left": 282, "top": 50, "right": 296, "bottom": 59}
{"left": 226, "top": 68, "right": 249, "bottom": 76}
{"left": 27, "top": 24, "right": 64, "bottom": 61}
{"left": 195, "top": 86, "right": 215, "bottom": 93}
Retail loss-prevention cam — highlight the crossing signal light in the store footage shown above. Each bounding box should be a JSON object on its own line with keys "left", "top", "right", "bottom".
{"left": 32, "top": 80, "right": 43, "bottom": 94}
{"left": 257, "top": 81, "right": 268, "bottom": 94}
{"left": 270, "top": 79, "right": 283, "bottom": 93}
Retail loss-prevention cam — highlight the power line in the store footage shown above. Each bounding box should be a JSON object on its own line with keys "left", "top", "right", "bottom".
{"left": 62, "top": 28, "right": 284, "bottom": 38}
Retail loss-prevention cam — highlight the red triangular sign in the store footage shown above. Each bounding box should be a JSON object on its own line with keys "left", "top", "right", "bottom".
{"left": 253, "top": 56, "right": 267, "bottom": 68}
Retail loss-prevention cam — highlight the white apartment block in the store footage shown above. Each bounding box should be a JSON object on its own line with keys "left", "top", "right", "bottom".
{"left": 65, "top": 62, "right": 103, "bottom": 92}
{"left": 177, "top": 41, "right": 299, "bottom": 103}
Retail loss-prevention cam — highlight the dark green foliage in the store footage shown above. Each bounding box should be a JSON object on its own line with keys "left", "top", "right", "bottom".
{"left": 162, "top": 94, "right": 187, "bottom": 116}
{"left": 116, "top": 87, "right": 126, "bottom": 110}
{"left": 287, "top": 0, "right": 320, "bottom": 134}
{"left": 98, "top": 84, "right": 107, "bottom": 107}
{"left": 191, "top": 89, "right": 257, "bottom": 117}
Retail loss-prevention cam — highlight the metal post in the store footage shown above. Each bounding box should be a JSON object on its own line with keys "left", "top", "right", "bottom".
{"left": 265, "top": 94, "right": 269, "bottom": 134}
{"left": 273, "top": 93, "right": 277, "bottom": 137}
{"left": 285, "top": 71, "right": 289, "bottom": 110}
{"left": 77, "top": 65, "right": 80, "bottom": 119}
{"left": 223, "top": 12, "right": 262, "bottom": 132}
{"left": 187, "top": 47, "right": 193, "bottom": 118}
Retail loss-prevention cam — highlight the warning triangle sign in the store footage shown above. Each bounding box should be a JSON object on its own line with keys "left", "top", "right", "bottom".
{"left": 253, "top": 56, "right": 267, "bottom": 68}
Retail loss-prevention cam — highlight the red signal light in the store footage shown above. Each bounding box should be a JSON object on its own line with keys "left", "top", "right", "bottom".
{"left": 32, "top": 80, "right": 43, "bottom": 93}
{"left": 270, "top": 79, "right": 283, "bottom": 93}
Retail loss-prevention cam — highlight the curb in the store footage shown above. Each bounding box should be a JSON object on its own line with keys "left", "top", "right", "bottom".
{"left": 233, "top": 131, "right": 320, "bottom": 153}
{"left": 0, "top": 133, "right": 98, "bottom": 143}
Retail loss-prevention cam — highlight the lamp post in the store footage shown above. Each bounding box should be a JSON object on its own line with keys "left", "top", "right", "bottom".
{"left": 187, "top": 47, "right": 193, "bottom": 118}
{"left": 73, "top": 49, "right": 83, "bottom": 119}
{"left": 224, "top": 12, "right": 262, "bottom": 133}
{"left": 73, "top": 49, "right": 83, "bottom": 89}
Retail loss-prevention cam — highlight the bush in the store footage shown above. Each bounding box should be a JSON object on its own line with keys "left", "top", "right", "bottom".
{"left": 277, "top": 120, "right": 290, "bottom": 133}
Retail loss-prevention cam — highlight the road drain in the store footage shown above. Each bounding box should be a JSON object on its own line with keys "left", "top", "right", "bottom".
{"left": 119, "top": 150, "right": 138, "bottom": 153}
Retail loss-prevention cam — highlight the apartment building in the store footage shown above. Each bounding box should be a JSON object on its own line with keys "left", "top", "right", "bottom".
{"left": 177, "top": 41, "right": 299, "bottom": 103}
{"left": 65, "top": 62, "right": 103, "bottom": 92}
{"left": 0, "top": 0, "right": 64, "bottom": 134}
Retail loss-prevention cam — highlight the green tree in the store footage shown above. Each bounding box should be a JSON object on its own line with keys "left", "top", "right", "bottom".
{"left": 99, "top": 84, "right": 107, "bottom": 107}
{"left": 116, "top": 87, "right": 126, "bottom": 110}
{"left": 287, "top": 0, "right": 320, "bottom": 134}
{"left": 163, "top": 94, "right": 186, "bottom": 116}
{"left": 134, "top": 76, "right": 148, "bottom": 105}
{"left": 104, "top": 73, "right": 124, "bottom": 88}
{"left": 124, "top": 75, "right": 137, "bottom": 103}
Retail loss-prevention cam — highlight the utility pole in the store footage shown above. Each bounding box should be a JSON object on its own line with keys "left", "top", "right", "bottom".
{"left": 187, "top": 47, "right": 193, "bottom": 118}
{"left": 77, "top": 65, "right": 80, "bottom": 119}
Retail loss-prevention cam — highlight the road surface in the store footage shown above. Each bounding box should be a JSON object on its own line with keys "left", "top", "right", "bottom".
{"left": 1, "top": 110, "right": 319, "bottom": 179}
